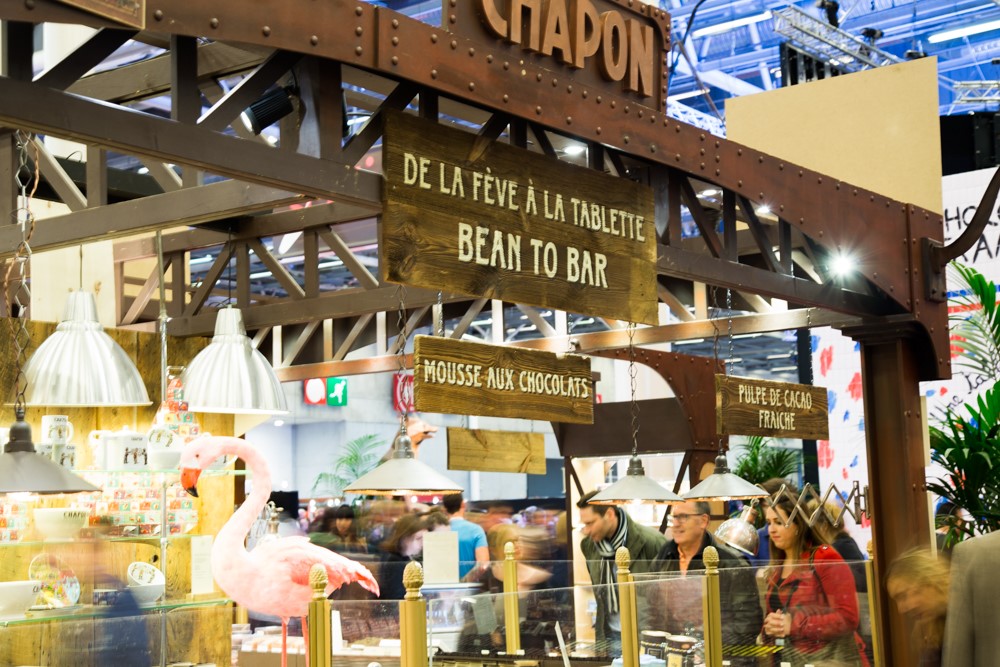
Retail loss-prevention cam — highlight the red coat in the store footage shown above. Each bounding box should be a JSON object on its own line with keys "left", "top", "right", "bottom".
{"left": 763, "top": 544, "right": 869, "bottom": 667}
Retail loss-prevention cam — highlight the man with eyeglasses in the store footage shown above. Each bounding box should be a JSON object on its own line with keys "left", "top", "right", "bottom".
{"left": 577, "top": 490, "right": 666, "bottom": 656}
{"left": 650, "top": 501, "right": 763, "bottom": 666}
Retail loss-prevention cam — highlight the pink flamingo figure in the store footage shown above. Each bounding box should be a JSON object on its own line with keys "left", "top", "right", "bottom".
{"left": 179, "top": 436, "right": 379, "bottom": 667}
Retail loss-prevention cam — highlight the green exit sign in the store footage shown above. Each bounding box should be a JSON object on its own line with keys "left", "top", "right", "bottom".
{"left": 326, "top": 377, "right": 348, "bottom": 406}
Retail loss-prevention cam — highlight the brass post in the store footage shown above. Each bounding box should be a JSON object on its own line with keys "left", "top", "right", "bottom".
{"left": 866, "top": 540, "right": 884, "bottom": 667}
{"left": 702, "top": 546, "right": 723, "bottom": 667}
{"left": 401, "top": 561, "right": 428, "bottom": 667}
{"left": 307, "top": 563, "right": 331, "bottom": 667}
{"left": 234, "top": 604, "right": 249, "bottom": 625}
{"left": 503, "top": 541, "right": 522, "bottom": 654}
{"left": 615, "top": 546, "right": 638, "bottom": 667}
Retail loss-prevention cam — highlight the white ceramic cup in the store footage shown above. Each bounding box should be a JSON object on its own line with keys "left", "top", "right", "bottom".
{"left": 41, "top": 415, "right": 74, "bottom": 445}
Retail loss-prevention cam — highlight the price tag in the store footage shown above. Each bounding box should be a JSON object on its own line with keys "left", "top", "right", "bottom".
{"left": 667, "top": 655, "right": 683, "bottom": 667}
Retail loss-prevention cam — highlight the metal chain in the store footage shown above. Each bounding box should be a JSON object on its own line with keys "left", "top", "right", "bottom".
{"left": 628, "top": 321, "right": 639, "bottom": 457}
{"left": 726, "top": 287, "right": 735, "bottom": 375}
{"left": 5, "top": 131, "right": 40, "bottom": 412}
{"left": 395, "top": 283, "right": 410, "bottom": 433}
{"left": 436, "top": 290, "right": 444, "bottom": 337}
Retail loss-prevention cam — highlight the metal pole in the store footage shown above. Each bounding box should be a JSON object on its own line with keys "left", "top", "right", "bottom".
{"left": 307, "top": 563, "right": 332, "bottom": 667}
{"left": 615, "top": 546, "right": 638, "bottom": 667}
{"left": 865, "top": 541, "right": 884, "bottom": 667}
{"left": 401, "top": 561, "right": 428, "bottom": 667}
{"left": 503, "top": 541, "right": 522, "bottom": 654}
{"left": 702, "top": 546, "right": 723, "bottom": 667}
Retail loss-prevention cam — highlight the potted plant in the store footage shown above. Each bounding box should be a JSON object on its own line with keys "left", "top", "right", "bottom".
{"left": 311, "top": 433, "right": 385, "bottom": 498}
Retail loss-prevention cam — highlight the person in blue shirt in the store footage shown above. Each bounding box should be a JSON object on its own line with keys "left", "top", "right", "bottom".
{"left": 443, "top": 492, "right": 489, "bottom": 579}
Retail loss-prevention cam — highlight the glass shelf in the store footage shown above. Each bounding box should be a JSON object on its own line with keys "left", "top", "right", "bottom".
{"left": 0, "top": 533, "right": 204, "bottom": 548}
{"left": 76, "top": 468, "right": 248, "bottom": 477}
{"left": 0, "top": 597, "right": 231, "bottom": 627}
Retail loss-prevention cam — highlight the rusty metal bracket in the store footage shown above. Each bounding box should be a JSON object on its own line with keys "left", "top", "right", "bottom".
{"left": 924, "top": 166, "right": 1000, "bottom": 302}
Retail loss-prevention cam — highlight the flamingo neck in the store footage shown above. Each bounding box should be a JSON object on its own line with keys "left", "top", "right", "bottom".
{"left": 214, "top": 439, "right": 273, "bottom": 548}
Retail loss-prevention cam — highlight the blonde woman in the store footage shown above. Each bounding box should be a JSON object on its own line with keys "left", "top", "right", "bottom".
{"left": 886, "top": 549, "right": 949, "bottom": 667}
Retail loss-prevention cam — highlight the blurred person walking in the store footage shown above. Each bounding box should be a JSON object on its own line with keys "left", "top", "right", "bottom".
{"left": 887, "top": 548, "right": 949, "bottom": 667}
{"left": 443, "top": 492, "right": 490, "bottom": 579}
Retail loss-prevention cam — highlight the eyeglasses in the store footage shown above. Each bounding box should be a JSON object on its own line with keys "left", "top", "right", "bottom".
{"left": 671, "top": 513, "right": 706, "bottom": 523}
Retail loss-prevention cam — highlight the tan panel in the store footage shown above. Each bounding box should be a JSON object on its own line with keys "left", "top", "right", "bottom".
{"left": 447, "top": 427, "right": 546, "bottom": 474}
{"left": 726, "top": 58, "right": 942, "bottom": 213}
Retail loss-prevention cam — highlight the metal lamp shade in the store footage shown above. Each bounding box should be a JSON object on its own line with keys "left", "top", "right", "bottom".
{"left": 714, "top": 505, "right": 760, "bottom": 556}
{"left": 344, "top": 432, "right": 463, "bottom": 496}
{"left": 590, "top": 455, "right": 684, "bottom": 505}
{"left": 0, "top": 408, "right": 99, "bottom": 494}
{"left": 684, "top": 454, "right": 769, "bottom": 501}
{"left": 23, "top": 291, "right": 150, "bottom": 407}
{"left": 182, "top": 307, "right": 288, "bottom": 415}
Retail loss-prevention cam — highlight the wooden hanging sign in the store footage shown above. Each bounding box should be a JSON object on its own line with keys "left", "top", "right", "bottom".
{"left": 381, "top": 111, "right": 658, "bottom": 325}
{"left": 56, "top": 0, "right": 145, "bottom": 28}
{"left": 716, "top": 374, "right": 829, "bottom": 440}
{"left": 413, "top": 335, "right": 594, "bottom": 424}
{"left": 447, "top": 428, "right": 546, "bottom": 475}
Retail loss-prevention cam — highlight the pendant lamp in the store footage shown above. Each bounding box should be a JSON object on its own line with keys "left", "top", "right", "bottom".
{"left": 344, "top": 417, "right": 463, "bottom": 496}
{"left": 23, "top": 291, "right": 150, "bottom": 407}
{"left": 0, "top": 407, "right": 99, "bottom": 494}
{"left": 683, "top": 451, "right": 768, "bottom": 501}
{"left": 590, "top": 323, "right": 683, "bottom": 505}
{"left": 181, "top": 306, "right": 288, "bottom": 415}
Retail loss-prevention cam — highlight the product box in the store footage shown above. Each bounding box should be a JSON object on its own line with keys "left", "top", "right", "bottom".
{"left": 238, "top": 650, "right": 305, "bottom": 667}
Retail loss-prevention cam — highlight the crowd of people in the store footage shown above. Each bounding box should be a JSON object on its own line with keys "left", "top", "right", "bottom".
{"left": 294, "top": 486, "right": 979, "bottom": 667}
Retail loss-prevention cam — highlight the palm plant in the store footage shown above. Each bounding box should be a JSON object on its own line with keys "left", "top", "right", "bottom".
{"left": 311, "top": 433, "right": 385, "bottom": 497}
{"left": 927, "top": 263, "right": 1000, "bottom": 545}
{"left": 732, "top": 435, "right": 801, "bottom": 486}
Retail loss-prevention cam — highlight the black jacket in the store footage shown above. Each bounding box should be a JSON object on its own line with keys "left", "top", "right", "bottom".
{"left": 648, "top": 532, "right": 763, "bottom": 649}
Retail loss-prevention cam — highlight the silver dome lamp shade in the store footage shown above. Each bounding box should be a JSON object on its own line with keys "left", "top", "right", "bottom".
{"left": 181, "top": 306, "right": 288, "bottom": 415}
{"left": 0, "top": 406, "right": 100, "bottom": 494}
{"left": 344, "top": 421, "right": 463, "bottom": 496}
{"left": 23, "top": 291, "right": 150, "bottom": 407}
{"left": 684, "top": 451, "right": 769, "bottom": 502}
{"left": 590, "top": 455, "right": 684, "bottom": 505}
{"left": 714, "top": 504, "right": 760, "bottom": 556}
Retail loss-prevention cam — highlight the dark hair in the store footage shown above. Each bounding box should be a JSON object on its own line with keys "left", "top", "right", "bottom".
{"left": 334, "top": 504, "right": 355, "bottom": 520}
{"left": 576, "top": 490, "right": 611, "bottom": 516}
{"left": 688, "top": 501, "right": 711, "bottom": 517}
{"left": 442, "top": 493, "right": 463, "bottom": 515}
{"left": 379, "top": 513, "right": 429, "bottom": 555}
{"left": 420, "top": 507, "right": 451, "bottom": 530}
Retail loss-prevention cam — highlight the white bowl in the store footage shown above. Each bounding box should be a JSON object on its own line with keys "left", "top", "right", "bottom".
{"left": 148, "top": 448, "right": 181, "bottom": 470}
{"left": 127, "top": 561, "right": 165, "bottom": 587}
{"left": 127, "top": 581, "right": 165, "bottom": 607}
{"left": 32, "top": 508, "right": 89, "bottom": 540}
{"left": 0, "top": 580, "right": 42, "bottom": 619}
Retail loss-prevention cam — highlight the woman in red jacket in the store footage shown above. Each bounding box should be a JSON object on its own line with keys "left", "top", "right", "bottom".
{"left": 761, "top": 496, "right": 869, "bottom": 667}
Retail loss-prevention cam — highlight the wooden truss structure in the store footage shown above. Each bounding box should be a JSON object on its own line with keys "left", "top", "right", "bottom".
{"left": 1, "top": 2, "right": 988, "bottom": 662}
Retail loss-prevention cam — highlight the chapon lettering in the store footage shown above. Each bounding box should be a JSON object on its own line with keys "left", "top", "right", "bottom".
{"left": 478, "top": 0, "right": 656, "bottom": 97}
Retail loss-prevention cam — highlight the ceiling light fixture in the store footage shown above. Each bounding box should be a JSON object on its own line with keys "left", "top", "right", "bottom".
{"left": 240, "top": 86, "right": 297, "bottom": 136}
{"left": 928, "top": 18, "right": 1000, "bottom": 43}
{"left": 344, "top": 285, "right": 463, "bottom": 496}
{"left": 591, "top": 323, "right": 683, "bottom": 505}
{"left": 692, "top": 11, "right": 772, "bottom": 39}
{"left": 1, "top": 130, "right": 99, "bottom": 494}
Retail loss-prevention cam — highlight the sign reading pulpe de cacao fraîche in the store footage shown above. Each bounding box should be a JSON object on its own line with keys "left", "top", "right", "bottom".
{"left": 413, "top": 335, "right": 593, "bottom": 424}
{"left": 716, "top": 374, "right": 829, "bottom": 440}
{"left": 381, "top": 111, "right": 658, "bottom": 325}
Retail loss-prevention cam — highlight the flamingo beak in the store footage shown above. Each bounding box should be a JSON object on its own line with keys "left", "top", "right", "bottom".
{"left": 181, "top": 467, "right": 201, "bottom": 497}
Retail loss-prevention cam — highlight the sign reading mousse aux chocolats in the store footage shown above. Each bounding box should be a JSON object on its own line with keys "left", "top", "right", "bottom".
{"left": 716, "top": 375, "right": 829, "bottom": 440}
{"left": 381, "top": 110, "right": 658, "bottom": 325}
{"left": 414, "top": 335, "right": 593, "bottom": 424}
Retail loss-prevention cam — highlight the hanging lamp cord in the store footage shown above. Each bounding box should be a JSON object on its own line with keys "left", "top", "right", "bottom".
{"left": 395, "top": 283, "right": 410, "bottom": 439}
{"left": 4, "top": 131, "right": 40, "bottom": 414}
{"left": 628, "top": 321, "right": 639, "bottom": 458}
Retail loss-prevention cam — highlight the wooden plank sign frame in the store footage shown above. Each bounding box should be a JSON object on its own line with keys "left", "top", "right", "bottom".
{"left": 716, "top": 374, "right": 829, "bottom": 440}
{"left": 413, "top": 335, "right": 593, "bottom": 424}
{"left": 382, "top": 110, "right": 658, "bottom": 325}
{"left": 447, "top": 428, "right": 546, "bottom": 475}
{"left": 56, "top": 0, "right": 145, "bottom": 28}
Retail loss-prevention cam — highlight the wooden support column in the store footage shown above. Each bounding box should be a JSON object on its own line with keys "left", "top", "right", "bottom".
{"left": 850, "top": 330, "right": 929, "bottom": 667}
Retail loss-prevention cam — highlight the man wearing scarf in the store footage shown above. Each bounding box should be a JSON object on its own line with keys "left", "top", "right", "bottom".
{"left": 578, "top": 490, "right": 667, "bottom": 654}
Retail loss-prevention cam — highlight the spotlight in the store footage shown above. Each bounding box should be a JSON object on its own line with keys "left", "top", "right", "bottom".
{"left": 240, "top": 86, "right": 296, "bottom": 136}
{"left": 861, "top": 27, "right": 884, "bottom": 44}
{"left": 816, "top": 0, "right": 839, "bottom": 28}
{"left": 830, "top": 252, "right": 855, "bottom": 277}
{"left": 904, "top": 50, "right": 928, "bottom": 60}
